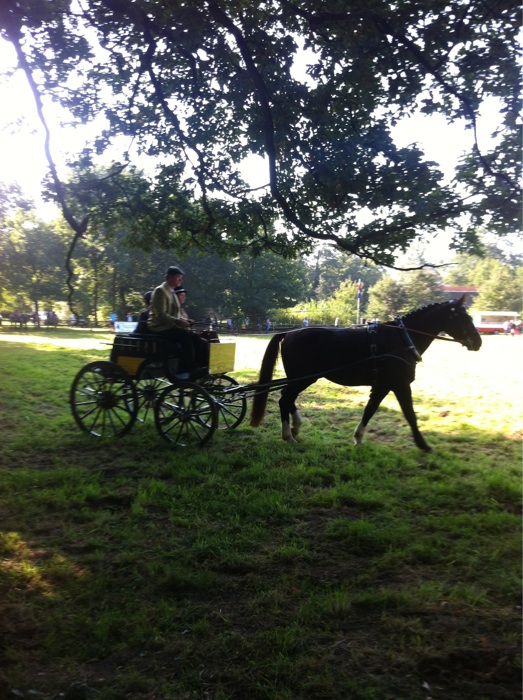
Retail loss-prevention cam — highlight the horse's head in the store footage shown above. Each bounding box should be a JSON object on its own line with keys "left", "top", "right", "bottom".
{"left": 442, "top": 296, "right": 482, "bottom": 351}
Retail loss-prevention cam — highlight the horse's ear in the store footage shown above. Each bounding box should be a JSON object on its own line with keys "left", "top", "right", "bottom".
{"left": 456, "top": 294, "right": 467, "bottom": 307}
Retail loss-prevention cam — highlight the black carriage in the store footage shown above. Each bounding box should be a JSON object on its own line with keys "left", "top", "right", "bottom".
{"left": 70, "top": 331, "right": 247, "bottom": 447}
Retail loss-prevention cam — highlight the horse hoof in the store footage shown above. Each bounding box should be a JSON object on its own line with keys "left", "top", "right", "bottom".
{"left": 419, "top": 444, "right": 433, "bottom": 453}
{"left": 283, "top": 435, "right": 297, "bottom": 444}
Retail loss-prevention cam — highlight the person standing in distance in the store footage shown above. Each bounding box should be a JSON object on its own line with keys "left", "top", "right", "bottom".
{"left": 148, "top": 266, "right": 208, "bottom": 378}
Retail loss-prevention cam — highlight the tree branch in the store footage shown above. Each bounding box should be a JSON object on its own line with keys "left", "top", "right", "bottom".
{"left": 3, "top": 19, "right": 89, "bottom": 313}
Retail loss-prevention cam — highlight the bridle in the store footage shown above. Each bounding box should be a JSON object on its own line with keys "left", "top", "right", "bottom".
{"left": 396, "top": 314, "right": 478, "bottom": 350}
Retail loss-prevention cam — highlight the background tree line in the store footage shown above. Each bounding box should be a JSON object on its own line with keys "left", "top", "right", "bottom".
{"left": 1, "top": 188, "right": 520, "bottom": 328}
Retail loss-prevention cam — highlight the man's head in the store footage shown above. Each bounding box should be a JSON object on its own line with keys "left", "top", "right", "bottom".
{"left": 165, "top": 265, "right": 184, "bottom": 288}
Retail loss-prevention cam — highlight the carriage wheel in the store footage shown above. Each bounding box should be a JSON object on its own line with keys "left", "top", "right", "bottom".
{"left": 135, "top": 366, "right": 170, "bottom": 424}
{"left": 201, "top": 374, "right": 247, "bottom": 430}
{"left": 70, "top": 361, "right": 138, "bottom": 437}
{"left": 154, "top": 381, "right": 218, "bottom": 447}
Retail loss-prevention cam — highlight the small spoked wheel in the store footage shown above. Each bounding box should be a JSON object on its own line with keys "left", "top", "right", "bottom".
{"left": 201, "top": 374, "right": 247, "bottom": 430}
{"left": 154, "top": 381, "right": 218, "bottom": 447}
{"left": 70, "top": 361, "right": 138, "bottom": 437}
{"left": 135, "top": 366, "right": 170, "bottom": 423}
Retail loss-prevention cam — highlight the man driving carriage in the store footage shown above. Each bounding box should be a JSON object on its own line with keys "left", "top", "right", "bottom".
{"left": 147, "top": 265, "right": 209, "bottom": 379}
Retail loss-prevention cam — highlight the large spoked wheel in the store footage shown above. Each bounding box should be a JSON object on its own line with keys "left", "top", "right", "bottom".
{"left": 70, "top": 361, "right": 138, "bottom": 437}
{"left": 201, "top": 374, "right": 247, "bottom": 430}
{"left": 154, "top": 381, "right": 218, "bottom": 447}
{"left": 135, "top": 366, "right": 170, "bottom": 424}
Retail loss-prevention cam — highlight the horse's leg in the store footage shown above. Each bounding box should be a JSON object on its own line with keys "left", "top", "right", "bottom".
{"left": 392, "top": 384, "right": 432, "bottom": 453}
{"left": 279, "top": 386, "right": 298, "bottom": 443}
{"left": 354, "top": 384, "right": 390, "bottom": 446}
{"left": 291, "top": 408, "right": 302, "bottom": 438}
{"left": 279, "top": 381, "right": 312, "bottom": 443}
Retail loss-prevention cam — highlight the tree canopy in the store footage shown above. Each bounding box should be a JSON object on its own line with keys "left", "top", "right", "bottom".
{"left": 0, "top": 0, "right": 519, "bottom": 266}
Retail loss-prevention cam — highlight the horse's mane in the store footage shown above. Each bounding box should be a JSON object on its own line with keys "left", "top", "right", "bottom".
{"left": 401, "top": 300, "right": 452, "bottom": 324}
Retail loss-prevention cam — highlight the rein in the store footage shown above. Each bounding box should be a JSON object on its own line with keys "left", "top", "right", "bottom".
{"left": 229, "top": 352, "right": 414, "bottom": 399}
{"left": 396, "top": 324, "right": 465, "bottom": 344}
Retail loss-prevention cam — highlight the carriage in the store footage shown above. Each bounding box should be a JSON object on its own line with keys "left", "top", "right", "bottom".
{"left": 70, "top": 297, "right": 482, "bottom": 452}
{"left": 70, "top": 330, "right": 248, "bottom": 447}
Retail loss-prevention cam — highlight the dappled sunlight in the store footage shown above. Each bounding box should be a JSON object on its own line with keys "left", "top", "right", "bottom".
{"left": 0, "top": 331, "right": 111, "bottom": 351}
{"left": 1, "top": 531, "right": 87, "bottom": 598}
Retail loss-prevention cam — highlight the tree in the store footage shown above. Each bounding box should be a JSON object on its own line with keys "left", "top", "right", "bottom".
{"left": 1, "top": 209, "right": 67, "bottom": 314}
{"left": 307, "top": 245, "right": 382, "bottom": 306}
{"left": 365, "top": 276, "right": 407, "bottom": 321}
{"left": 181, "top": 250, "right": 308, "bottom": 321}
{"left": 366, "top": 269, "right": 443, "bottom": 319}
{"left": 401, "top": 269, "right": 445, "bottom": 309}
{"left": 328, "top": 279, "right": 360, "bottom": 326}
{"left": 471, "top": 260, "right": 522, "bottom": 313}
{"left": 0, "top": 0, "right": 519, "bottom": 268}
{"left": 442, "top": 245, "right": 522, "bottom": 313}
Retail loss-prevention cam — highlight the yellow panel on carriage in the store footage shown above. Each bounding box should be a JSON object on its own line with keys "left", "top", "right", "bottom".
{"left": 116, "top": 356, "right": 144, "bottom": 377}
{"left": 210, "top": 343, "right": 236, "bottom": 374}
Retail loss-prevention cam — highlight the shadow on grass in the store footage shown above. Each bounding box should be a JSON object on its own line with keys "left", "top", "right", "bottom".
{"left": 0, "top": 340, "right": 521, "bottom": 700}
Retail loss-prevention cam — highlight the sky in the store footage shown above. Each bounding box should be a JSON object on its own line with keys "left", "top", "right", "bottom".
{"left": 0, "top": 36, "right": 509, "bottom": 265}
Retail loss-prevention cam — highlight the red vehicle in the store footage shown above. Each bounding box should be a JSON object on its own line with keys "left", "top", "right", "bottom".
{"left": 472, "top": 311, "right": 519, "bottom": 334}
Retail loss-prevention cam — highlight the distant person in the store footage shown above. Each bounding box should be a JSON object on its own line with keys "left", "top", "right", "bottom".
{"left": 265, "top": 318, "right": 271, "bottom": 332}
{"left": 334, "top": 317, "right": 339, "bottom": 328}
{"left": 127, "top": 312, "right": 133, "bottom": 322}
{"left": 303, "top": 318, "right": 309, "bottom": 328}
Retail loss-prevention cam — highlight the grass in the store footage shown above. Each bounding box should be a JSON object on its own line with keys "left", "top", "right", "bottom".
{"left": 0, "top": 327, "right": 521, "bottom": 699}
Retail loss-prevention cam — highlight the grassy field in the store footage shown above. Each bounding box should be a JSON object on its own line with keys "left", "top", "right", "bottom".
{"left": 0, "top": 328, "right": 521, "bottom": 700}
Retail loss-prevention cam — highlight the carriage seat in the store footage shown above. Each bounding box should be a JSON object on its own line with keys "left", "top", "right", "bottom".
{"left": 127, "top": 331, "right": 180, "bottom": 351}
{"left": 110, "top": 334, "right": 183, "bottom": 378}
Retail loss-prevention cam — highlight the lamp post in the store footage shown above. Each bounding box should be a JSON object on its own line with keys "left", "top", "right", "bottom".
{"left": 357, "top": 279, "right": 362, "bottom": 325}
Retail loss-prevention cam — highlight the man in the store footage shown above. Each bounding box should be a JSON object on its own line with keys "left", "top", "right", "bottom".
{"left": 148, "top": 266, "right": 208, "bottom": 378}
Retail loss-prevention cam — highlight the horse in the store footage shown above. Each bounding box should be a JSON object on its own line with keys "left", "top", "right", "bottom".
{"left": 250, "top": 296, "right": 482, "bottom": 452}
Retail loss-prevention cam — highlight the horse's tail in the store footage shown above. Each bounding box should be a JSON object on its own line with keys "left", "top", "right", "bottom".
{"left": 250, "top": 332, "right": 286, "bottom": 427}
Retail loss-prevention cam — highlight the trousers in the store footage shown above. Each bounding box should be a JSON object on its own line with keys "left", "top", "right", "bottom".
{"left": 156, "top": 327, "right": 208, "bottom": 373}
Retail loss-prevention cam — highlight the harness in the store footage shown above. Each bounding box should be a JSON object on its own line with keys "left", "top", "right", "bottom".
{"left": 395, "top": 316, "right": 423, "bottom": 362}
{"left": 366, "top": 317, "right": 422, "bottom": 386}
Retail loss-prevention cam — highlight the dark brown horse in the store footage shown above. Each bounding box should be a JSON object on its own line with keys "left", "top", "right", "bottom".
{"left": 250, "top": 296, "right": 482, "bottom": 452}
